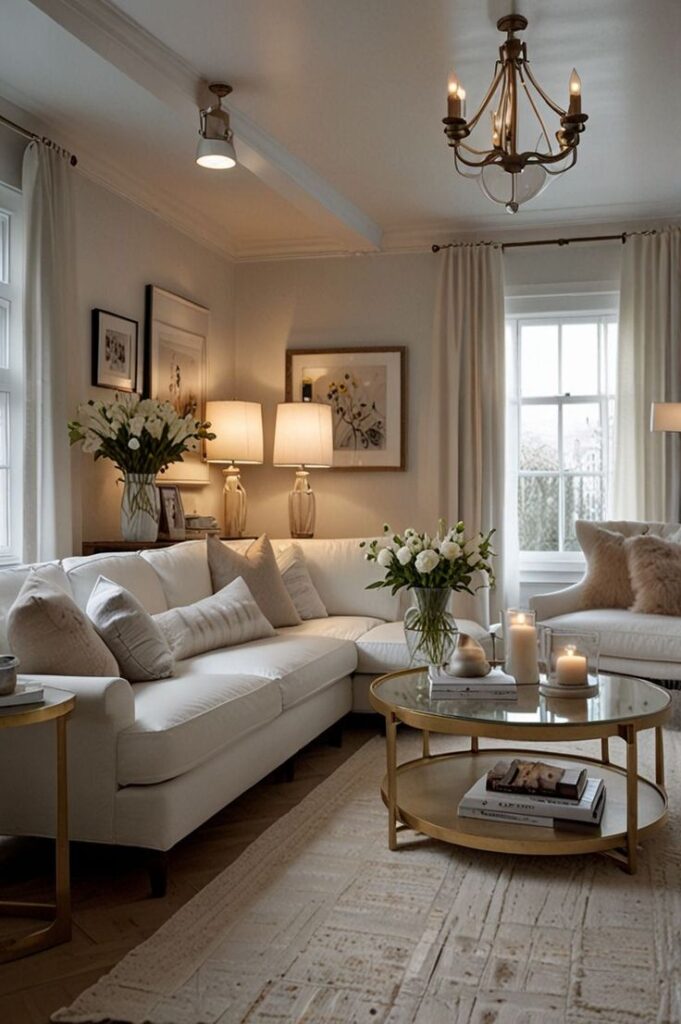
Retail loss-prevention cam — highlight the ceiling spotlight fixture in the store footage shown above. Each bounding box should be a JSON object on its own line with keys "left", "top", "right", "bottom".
{"left": 443, "top": 14, "right": 588, "bottom": 213}
{"left": 196, "top": 83, "right": 237, "bottom": 169}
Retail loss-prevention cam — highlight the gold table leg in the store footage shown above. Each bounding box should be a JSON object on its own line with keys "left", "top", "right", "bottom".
{"left": 422, "top": 730, "right": 430, "bottom": 758}
{"left": 655, "top": 726, "right": 665, "bottom": 788}
{"left": 625, "top": 724, "right": 638, "bottom": 875}
{"left": 470, "top": 736, "right": 479, "bottom": 754}
{"left": 386, "top": 712, "right": 398, "bottom": 851}
{"left": 601, "top": 737, "right": 610, "bottom": 764}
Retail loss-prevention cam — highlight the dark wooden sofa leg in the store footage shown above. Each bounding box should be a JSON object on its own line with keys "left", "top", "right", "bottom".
{"left": 148, "top": 850, "right": 169, "bottom": 898}
{"left": 326, "top": 719, "right": 343, "bottom": 748}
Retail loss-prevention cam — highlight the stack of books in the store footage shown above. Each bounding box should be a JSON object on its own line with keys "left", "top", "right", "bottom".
{"left": 184, "top": 515, "right": 221, "bottom": 540}
{"left": 0, "top": 683, "right": 45, "bottom": 708}
{"left": 458, "top": 758, "right": 606, "bottom": 829}
{"left": 428, "top": 666, "right": 517, "bottom": 700}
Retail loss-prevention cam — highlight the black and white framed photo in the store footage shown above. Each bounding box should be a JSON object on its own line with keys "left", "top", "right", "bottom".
{"left": 285, "top": 346, "right": 406, "bottom": 470}
{"left": 92, "top": 309, "right": 140, "bottom": 392}
{"left": 158, "top": 485, "right": 186, "bottom": 540}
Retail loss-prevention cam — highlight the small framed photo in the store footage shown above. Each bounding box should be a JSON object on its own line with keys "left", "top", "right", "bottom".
{"left": 92, "top": 309, "right": 140, "bottom": 393}
{"left": 158, "top": 485, "right": 186, "bottom": 540}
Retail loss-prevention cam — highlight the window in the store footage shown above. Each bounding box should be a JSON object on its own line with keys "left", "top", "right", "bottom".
{"left": 507, "top": 312, "right": 617, "bottom": 555}
{"left": 0, "top": 183, "right": 23, "bottom": 563}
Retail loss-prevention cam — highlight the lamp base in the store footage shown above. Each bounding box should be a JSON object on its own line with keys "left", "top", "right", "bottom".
{"left": 223, "top": 465, "right": 247, "bottom": 537}
{"left": 289, "top": 469, "right": 315, "bottom": 538}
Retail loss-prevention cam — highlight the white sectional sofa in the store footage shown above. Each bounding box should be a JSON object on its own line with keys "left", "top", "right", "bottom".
{"left": 0, "top": 538, "right": 490, "bottom": 891}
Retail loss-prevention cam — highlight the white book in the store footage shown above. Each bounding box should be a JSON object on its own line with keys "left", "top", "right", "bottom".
{"left": 428, "top": 666, "right": 516, "bottom": 688}
{"left": 0, "top": 683, "right": 44, "bottom": 707}
{"left": 460, "top": 775, "right": 605, "bottom": 822}
{"left": 430, "top": 687, "right": 518, "bottom": 701}
{"left": 458, "top": 806, "right": 554, "bottom": 828}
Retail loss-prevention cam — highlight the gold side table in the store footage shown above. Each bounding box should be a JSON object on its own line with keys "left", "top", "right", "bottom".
{"left": 370, "top": 669, "right": 671, "bottom": 875}
{"left": 0, "top": 686, "right": 75, "bottom": 962}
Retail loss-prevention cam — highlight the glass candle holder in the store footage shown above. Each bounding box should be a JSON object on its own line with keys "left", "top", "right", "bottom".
{"left": 504, "top": 608, "right": 539, "bottom": 685}
{"left": 547, "top": 631, "right": 600, "bottom": 688}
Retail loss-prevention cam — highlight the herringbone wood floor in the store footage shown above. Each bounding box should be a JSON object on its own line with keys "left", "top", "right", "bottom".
{"left": 0, "top": 715, "right": 380, "bottom": 1024}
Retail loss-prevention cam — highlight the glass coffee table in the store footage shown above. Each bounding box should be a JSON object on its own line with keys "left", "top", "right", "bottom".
{"left": 369, "top": 669, "right": 671, "bottom": 874}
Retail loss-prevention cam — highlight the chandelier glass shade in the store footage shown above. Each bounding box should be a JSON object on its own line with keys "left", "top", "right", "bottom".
{"left": 444, "top": 14, "right": 588, "bottom": 213}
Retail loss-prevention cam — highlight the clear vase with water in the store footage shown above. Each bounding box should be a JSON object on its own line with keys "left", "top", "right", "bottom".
{"left": 404, "top": 587, "right": 458, "bottom": 668}
{"left": 120, "top": 473, "right": 160, "bottom": 542}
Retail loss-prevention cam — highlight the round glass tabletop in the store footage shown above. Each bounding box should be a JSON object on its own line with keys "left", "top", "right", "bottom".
{"left": 371, "top": 670, "right": 670, "bottom": 728}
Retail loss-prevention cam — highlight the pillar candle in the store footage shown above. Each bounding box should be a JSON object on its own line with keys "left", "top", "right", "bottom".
{"left": 556, "top": 646, "right": 588, "bottom": 686}
{"left": 508, "top": 621, "right": 539, "bottom": 685}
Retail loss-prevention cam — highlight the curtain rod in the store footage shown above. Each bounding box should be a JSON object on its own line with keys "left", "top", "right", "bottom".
{"left": 432, "top": 229, "right": 658, "bottom": 253}
{"left": 0, "top": 111, "right": 78, "bottom": 167}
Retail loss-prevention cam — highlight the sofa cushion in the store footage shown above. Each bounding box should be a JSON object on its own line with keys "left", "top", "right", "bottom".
{"left": 154, "top": 578, "right": 275, "bottom": 659}
{"left": 0, "top": 562, "right": 71, "bottom": 649}
{"left": 279, "top": 615, "right": 384, "bottom": 642}
{"left": 141, "top": 540, "right": 212, "bottom": 608}
{"left": 625, "top": 534, "right": 681, "bottom": 616}
{"left": 207, "top": 535, "right": 301, "bottom": 628}
{"left": 117, "top": 673, "right": 281, "bottom": 785}
{"left": 274, "top": 542, "right": 328, "bottom": 620}
{"left": 355, "top": 618, "right": 492, "bottom": 674}
{"left": 175, "top": 634, "right": 357, "bottom": 710}
{"left": 544, "top": 609, "right": 681, "bottom": 663}
{"left": 63, "top": 553, "right": 168, "bottom": 614}
{"left": 287, "top": 538, "right": 401, "bottom": 621}
{"left": 87, "top": 576, "right": 174, "bottom": 682}
{"left": 577, "top": 522, "right": 635, "bottom": 610}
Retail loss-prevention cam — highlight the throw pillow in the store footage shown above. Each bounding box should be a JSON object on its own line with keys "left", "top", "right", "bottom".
{"left": 625, "top": 535, "right": 681, "bottom": 616}
{"left": 8, "top": 571, "right": 120, "bottom": 677}
{"left": 206, "top": 534, "right": 301, "bottom": 628}
{"left": 576, "top": 521, "right": 635, "bottom": 609}
{"left": 86, "top": 576, "right": 174, "bottom": 682}
{"left": 275, "top": 543, "right": 328, "bottom": 620}
{"left": 154, "top": 577, "right": 276, "bottom": 660}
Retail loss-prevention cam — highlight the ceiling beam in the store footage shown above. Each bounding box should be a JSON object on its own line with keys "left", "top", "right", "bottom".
{"left": 26, "top": 0, "right": 383, "bottom": 252}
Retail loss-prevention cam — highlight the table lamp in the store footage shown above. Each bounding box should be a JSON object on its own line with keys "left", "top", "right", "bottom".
{"left": 651, "top": 403, "right": 681, "bottom": 433}
{"left": 273, "top": 402, "right": 333, "bottom": 537}
{"left": 205, "top": 401, "right": 264, "bottom": 537}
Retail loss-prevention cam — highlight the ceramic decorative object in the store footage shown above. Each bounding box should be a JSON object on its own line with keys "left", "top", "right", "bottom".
{"left": 404, "top": 587, "right": 459, "bottom": 668}
{"left": 120, "top": 473, "right": 161, "bottom": 542}
{"left": 447, "top": 632, "right": 491, "bottom": 677}
{"left": 0, "top": 654, "right": 19, "bottom": 696}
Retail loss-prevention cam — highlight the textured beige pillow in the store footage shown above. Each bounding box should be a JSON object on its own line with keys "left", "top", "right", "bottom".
{"left": 87, "top": 576, "right": 174, "bottom": 681}
{"left": 576, "top": 521, "right": 635, "bottom": 609}
{"left": 275, "top": 543, "right": 328, "bottom": 620}
{"left": 8, "top": 571, "right": 120, "bottom": 677}
{"left": 625, "top": 535, "right": 681, "bottom": 616}
{"left": 154, "top": 577, "right": 276, "bottom": 660}
{"left": 207, "top": 535, "right": 301, "bottom": 627}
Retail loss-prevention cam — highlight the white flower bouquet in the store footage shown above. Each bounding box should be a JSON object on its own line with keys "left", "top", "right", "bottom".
{"left": 68, "top": 394, "right": 215, "bottom": 474}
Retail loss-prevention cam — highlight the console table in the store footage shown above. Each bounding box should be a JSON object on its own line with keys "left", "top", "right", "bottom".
{"left": 82, "top": 538, "right": 255, "bottom": 556}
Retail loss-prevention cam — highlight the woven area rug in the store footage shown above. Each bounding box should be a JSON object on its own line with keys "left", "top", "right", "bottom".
{"left": 53, "top": 728, "right": 681, "bottom": 1024}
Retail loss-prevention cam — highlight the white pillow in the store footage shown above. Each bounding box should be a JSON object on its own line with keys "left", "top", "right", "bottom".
{"left": 87, "top": 576, "right": 174, "bottom": 682}
{"left": 275, "top": 543, "right": 328, "bottom": 620}
{"left": 153, "top": 577, "right": 276, "bottom": 660}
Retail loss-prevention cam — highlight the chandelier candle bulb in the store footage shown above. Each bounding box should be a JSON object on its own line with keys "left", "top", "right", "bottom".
{"left": 447, "top": 76, "right": 464, "bottom": 119}
{"left": 568, "top": 68, "right": 582, "bottom": 115}
{"left": 556, "top": 645, "right": 589, "bottom": 687}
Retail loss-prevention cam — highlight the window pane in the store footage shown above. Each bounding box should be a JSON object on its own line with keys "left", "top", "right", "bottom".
{"left": 561, "top": 322, "right": 599, "bottom": 395}
{"left": 0, "top": 467, "right": 8, "bottom": 549}
{"left": 0, "top": 212, "right": 8, "bottom": 285}
{"left": 519, "top": 475, "right": 559, "bottom": 551}
{"left": 520, "top": 324, "right": 558, "bottom": 396}
{"left": 563, "top": 403, "right": 602, "bottom": 472}
{"left": 564, "top": 475, "right": 606, "bottom": 550}
{"left": 520, "top": 405, "right": 558, "bottom": 471}
{"left": 607, "top": 322, "right": 618, "bottom": 394}
{"left": 0, "top": 300, "right": 8, "bottom": 369}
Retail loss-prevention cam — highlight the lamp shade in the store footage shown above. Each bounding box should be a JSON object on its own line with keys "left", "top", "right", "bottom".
{"left": 650, "top": 402, "right": 681, "bottom": 432}
{"left": 273, "top": 403, "right": 333, "bottom": 468}
{"left": 196, "top": 135, "right": 237, "bottom": 169}
{"left": 204, "top": 401, "right": 264, "bottom": 463}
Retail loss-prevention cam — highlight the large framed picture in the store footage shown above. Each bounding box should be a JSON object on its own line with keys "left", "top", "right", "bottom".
{"left": 146, "top": 285, "right": 210, "bottom": 486}
{"left": 157, "top": 485, "right": 186, "bottom": 540}
{"left": 91, "top": 309, "right": 140, "bottom": 392}
{"left": 286, "top": 347, "right": 406, "bottom": 470}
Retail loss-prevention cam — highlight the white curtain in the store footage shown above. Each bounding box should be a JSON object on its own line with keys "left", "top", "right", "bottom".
{"left": 613, "top": 227, "right": 681, "bottom": 523}
{"left": 430, "top": 243, "right": 514, "bottom": 622}
{"left": 22, "top": 142, "right": 80, "bottom": 562}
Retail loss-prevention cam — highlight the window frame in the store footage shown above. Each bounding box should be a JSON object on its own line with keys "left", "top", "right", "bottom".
{"left": 0, "top": 182, "right": 24, "bottom": 565}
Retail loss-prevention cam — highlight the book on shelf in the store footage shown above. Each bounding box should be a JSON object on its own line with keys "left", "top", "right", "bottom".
{"left": 486, "top": 758, "right": 587, "bottom": 801}
{"left": 459, "top": 774, "right": 606, "bottom": 823}
{"left": 183, "top": 527, "right": 221, "bottom": 539}
{"left": 0, "top": 683, "right": 44, "bottom": 708}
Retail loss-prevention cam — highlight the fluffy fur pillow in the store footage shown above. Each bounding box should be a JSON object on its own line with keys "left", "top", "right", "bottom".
{"left": 207, "top": 535, "right": 301, "bottom": 628}
{"left": 576, "top": 521, "right": 635, "bottom": 609}
{"left": 625, "top": 535, "right": 681, "bottom": 616}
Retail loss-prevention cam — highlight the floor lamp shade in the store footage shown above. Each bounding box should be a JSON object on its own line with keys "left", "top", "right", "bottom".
{"left": 650, "top": 403, "right": 681, "bottom": 432}
{"left": 273, "top": 403, "right": 333, "bottom": 538}
{"left": 204, "top": 401, "right": 264, "bottom": 538}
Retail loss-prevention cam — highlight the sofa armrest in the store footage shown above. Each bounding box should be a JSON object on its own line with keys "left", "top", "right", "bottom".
{"left": 27, "top": 675, "right": 135, "bottom": 729}
{"left": 530, "top": 581, "right": 587, "bottom": 621}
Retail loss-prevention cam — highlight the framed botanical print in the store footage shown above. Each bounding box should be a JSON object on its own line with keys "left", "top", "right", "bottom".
{"left": 146, "top": 285, "right": 210, "bottom": 486}
{"left": 91, "top": 309, "right": 140, "bottom": 392}
{"left": 286, "top": 346, "right": 406, "bottom": 470}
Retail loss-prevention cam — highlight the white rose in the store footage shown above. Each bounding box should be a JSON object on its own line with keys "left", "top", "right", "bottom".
{"left": 415, "top": 549, "right": 440, "bottom": 573}
{"left": 377, "top": 547, "right": 393, "bottom": 568}
{"left": 440, "top": 540, "right": 461, "bottom": 560}
{"left": 407, "top": 535, "right": 423, "bottom": 553}
{"left": 128, "top": 437, "right": 140, "bottom": 450}
{"left": 396, "top": 546, "right": 412, "bottom": 565}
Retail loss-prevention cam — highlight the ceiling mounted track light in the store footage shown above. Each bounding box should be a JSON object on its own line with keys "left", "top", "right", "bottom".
{"left": 196, "top": 83, "right": 237, "bottom": 169}
{"left": 443, "top": 14, "right": 588, "bottom": 213}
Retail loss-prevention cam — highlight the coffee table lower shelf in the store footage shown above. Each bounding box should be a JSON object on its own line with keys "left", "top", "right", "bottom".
{"left": 381, "top": 748, "right": 667, "bottom": 861}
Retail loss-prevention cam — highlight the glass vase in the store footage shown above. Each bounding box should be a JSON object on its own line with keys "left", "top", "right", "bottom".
{"left": 404, "top": 588, "right": 458, "bottom": 668}
{"left": 120, "top": 473, "right": 160, "bottom": 542}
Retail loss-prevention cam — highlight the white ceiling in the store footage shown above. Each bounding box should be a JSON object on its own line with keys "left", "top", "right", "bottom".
{"left": 1, "top": 0, "right": 680, "bottom": 258}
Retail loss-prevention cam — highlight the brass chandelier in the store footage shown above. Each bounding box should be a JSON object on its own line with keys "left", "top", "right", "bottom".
{"left": 443, "top": 13, "right": 588, "bottom": 213}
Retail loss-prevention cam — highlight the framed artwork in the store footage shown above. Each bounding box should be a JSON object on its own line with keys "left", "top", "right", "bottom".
{"left": 158, "top": 485, "right": 186, "bottom": 540}
{"left": 91, "top": 309, "right": 140, "bottom": 392}
{"left": 146, "top": 285, "right": 210, "bottom": 486}
{"left": 286, "top": 346, "right": 406, "bottom": 470}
